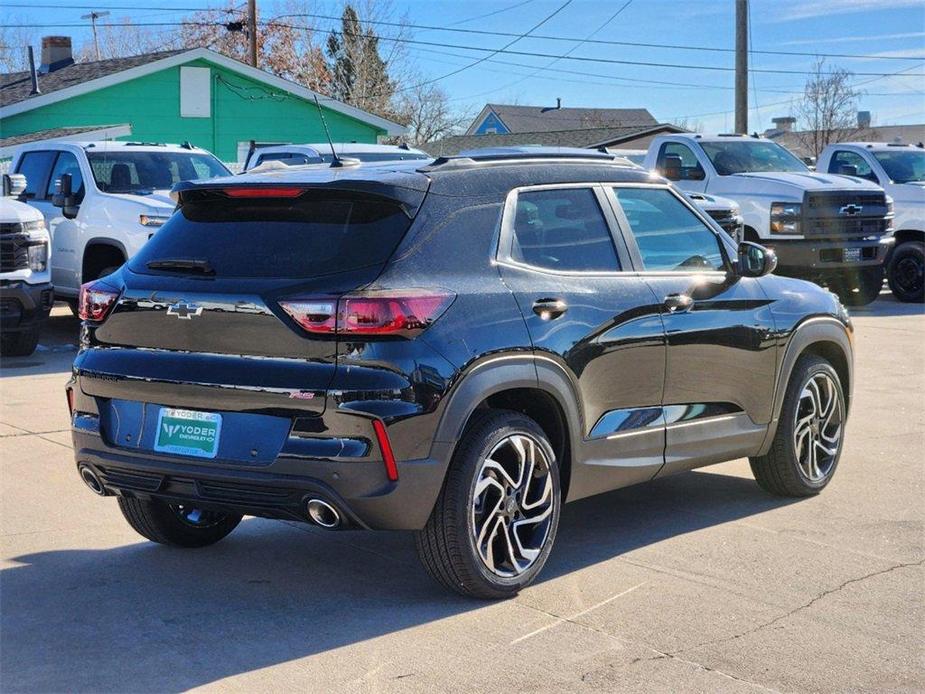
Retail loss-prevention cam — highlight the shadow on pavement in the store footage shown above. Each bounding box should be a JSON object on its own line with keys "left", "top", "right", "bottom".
{"left": 0, "top": 308, "right": 79, "bottom": 378}
{"left": 849, "top": 292, "right": 924, "bottom": 318}
{"left": 1, "top": 470, "right": 796, "bottom": 691}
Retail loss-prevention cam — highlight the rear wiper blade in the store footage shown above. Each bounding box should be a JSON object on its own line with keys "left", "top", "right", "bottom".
{"left": 146, "top": 258, "right": 215, "bottom": 274}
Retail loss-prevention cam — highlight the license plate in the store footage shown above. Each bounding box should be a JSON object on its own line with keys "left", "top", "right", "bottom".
{"left": 154, "top": 408, "right": 222, "bottom": 459}
{"left": 843, "top": 247, "right": 862, "bottom": 263}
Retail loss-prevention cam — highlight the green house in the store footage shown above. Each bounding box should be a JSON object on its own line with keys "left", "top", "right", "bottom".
{"left": 0, "top": 38, "right": 405, "bottom": 164}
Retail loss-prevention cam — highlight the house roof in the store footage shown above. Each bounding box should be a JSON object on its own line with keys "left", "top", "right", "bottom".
{"left": 767, "top": 123, "right": 925, "bottom": 158}
{"left": 0, "top": 123, "right": 132, "bottom": 158}
{"left": 466, "top": 103, "right": 658, "bottom": 135}
{"left": 0, "top": 47, "right": 406, "bottom": 135}
{"left": 0, "top": 50, "right": 185, "bottom": 107}
{"left": 423, "top": 124, "right": 684, "bottom": 157}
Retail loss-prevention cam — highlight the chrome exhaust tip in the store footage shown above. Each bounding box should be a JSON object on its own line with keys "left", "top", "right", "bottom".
{"left": 306, "top": 498, "right": 341, "bottom": 528}
{"left": 79, "top": 465, "right": 107, "bottom": 496}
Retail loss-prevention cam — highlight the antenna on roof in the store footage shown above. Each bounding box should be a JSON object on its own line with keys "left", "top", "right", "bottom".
{"left": 312, "top": 94, "right": 343, "bottom": 168}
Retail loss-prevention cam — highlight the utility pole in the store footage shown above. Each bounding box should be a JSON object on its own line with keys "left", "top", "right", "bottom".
{"left": 735, "top": 0, "right": 748, "bottom": 134}
{"left": 81, "top": 10, "right": 110, "bottom": 61}
{"left": 247, "top": 0, "right": 258, "bottom": 68}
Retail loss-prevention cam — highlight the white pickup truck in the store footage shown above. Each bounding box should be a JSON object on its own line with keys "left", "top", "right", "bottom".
{"left": 0, "top": 174, "right": 53, "bottom": 356}
{"left": 817, "top": 142, "right": 924, "bottom": 303}
{"left": 10, "top": 141, "right": 230, "bottom": 310}
{"left": 643, "top": 133, "right": 894, "bottom": 305}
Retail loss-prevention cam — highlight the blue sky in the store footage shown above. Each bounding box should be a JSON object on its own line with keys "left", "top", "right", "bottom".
{"left": 4, "top": 0, "right": 924, "bottom": 132}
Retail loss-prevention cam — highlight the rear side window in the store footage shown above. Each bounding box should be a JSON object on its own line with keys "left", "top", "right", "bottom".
{"left": 130, "top": 191, "right": 413, "bottom": 279}
{"left": 611, "top": 187, "right": 726, "bottom": 272}
{"left": 509, "top": 188, "right": 620, "bottom": 272}
{"left": 15, "top": 151, "right": 57, "bottom": 199}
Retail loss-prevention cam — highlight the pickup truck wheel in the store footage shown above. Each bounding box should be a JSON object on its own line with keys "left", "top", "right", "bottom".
{"left": 117, "top": 497, "right": 242, "bottom": 547}
{"left": 415, "top": 410, "right": 561, "bottom": 599}
{"left": 0, "top": 326, "right": 40, "bottom": 357}
{"left": 750, "top": 355, "right": 845, "bottom": 497}
{"left": 833, "top": 268, "right": 883, "bottom": 306}
{"left": 887, "top": 240, "right": 924, "bottom": 303}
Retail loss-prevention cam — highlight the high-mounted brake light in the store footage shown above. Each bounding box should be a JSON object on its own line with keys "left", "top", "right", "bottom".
{"left": 279, "top": 290, "right": 454, "bottom": 338}
{"left": 223, "top": 187, "right": 304, "bottom": 199}
{"left": 78, "top": 281, "right": 119, "bottom": 322}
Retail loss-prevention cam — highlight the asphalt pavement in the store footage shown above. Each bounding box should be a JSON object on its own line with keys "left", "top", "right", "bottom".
{"left": 1, "top": 295, "right": 923, "bottom": 693}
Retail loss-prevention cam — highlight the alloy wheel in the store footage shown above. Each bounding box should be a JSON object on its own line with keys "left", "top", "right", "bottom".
{"left": 470, "top": 434, "right": 554, "bottom": 578}
{"left": 793, "top": 373, "right": 843, "bottom": 482}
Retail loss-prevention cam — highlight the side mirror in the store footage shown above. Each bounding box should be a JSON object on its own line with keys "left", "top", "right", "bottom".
{"left": 659, "top": 154, "right": 683, "bottom": 181}
{"left": 737, "top": 241, "right": 777, "bottom": 278}
{"left": 52, "top": 173, "right": 79, "bottom": 219}
{"left": 2, "top": 173, "right": 27, "bottom": 197}
{"left": 838, "top": 164, "right": 858, "bottom": 177}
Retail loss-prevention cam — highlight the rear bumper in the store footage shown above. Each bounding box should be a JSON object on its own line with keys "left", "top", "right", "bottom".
{"left": 0, "top": 280, "right": 53, "bottom": 332}
{"left": 764, "top": 236, "right": 893, "bottom": 274}
{"left": 70, "top": 421, "right": 452, "bottom": 531}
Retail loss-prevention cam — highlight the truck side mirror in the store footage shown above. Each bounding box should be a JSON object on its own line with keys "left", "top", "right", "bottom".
{"left": 737, "top": 241, "right": 777, "bottom": 278}
{"left": 2, "top": 173, "right": 27, "bottom": 197}
{"left": 659, "top": 154, "right": 683, "bottom": 181}
{"left": 838, "top": 164, "right": 858, "bottom": 177}
{"left": 52, "top": 173, "right": 79, "bottom": 219}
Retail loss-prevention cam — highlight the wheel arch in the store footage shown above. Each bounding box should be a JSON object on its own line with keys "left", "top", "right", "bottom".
{"left": 82, "top": 239, "right": 127, "bottom": 283}
{"left": 431, "top": 355, "right": 583, "bottom": 503}
{"left": 757, "top": 316, "right": 853, "bottom": 456}
{"left": 891, "top": 228, "right": 924, "bottom": 246}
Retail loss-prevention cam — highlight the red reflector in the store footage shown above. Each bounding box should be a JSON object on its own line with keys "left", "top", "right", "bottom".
{"left": 280, "top": 290, "right": 454, "bottom": 337}
{"left": 78, "top": 281, "right": 119, "bottom": 322}
{"left": 373, "top": 419, "right": 399, "bottom": 482}
{"left": 223, "top": 187, "right": 304, "bottom": 199}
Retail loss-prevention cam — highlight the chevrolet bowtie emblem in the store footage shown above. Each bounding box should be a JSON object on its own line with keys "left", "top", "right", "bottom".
{"left": 839, "top": 204, "right": 863, "bottom": 217}
{"left": 166, "top": 302, "right": 203, "bottom": 319}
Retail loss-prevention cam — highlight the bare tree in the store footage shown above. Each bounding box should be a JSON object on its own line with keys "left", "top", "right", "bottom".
{"left": 75, "top": 18, "right": 177, "bottom": 62}
{"left": 395, "top": 81, "right": 471, "bottom": 145}
{"left": 795, "top": 59, "right": 863, "bottom": 158}
{"left": 0, "top": 20, "right": 36, "bottom": 73}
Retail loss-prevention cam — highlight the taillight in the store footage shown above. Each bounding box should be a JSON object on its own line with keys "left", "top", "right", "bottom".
{"left": 280, "top": 290, "right": 454, "bottom": 338}
{"left": 78, "top": 281, "right": 119, "bottom": 321}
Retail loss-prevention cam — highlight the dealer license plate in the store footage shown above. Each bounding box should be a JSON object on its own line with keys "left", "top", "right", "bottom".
{"left": 154, "top": 408, "right": 222, "bottom": 459}
{"left": 843, "top": 247, "right": 862, "bottom": 263}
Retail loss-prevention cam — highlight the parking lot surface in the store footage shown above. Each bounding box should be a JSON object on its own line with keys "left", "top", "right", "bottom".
{"left": 2, "top": 296, "right": 923, "bottom": 693}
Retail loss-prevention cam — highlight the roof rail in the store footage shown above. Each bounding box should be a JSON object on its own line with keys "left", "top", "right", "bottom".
{"left": 423, "top": 146, "right": 624, "bottom": 170}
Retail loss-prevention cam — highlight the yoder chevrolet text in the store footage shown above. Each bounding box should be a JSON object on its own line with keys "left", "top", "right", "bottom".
{"left": 68, "top": 148, "right": 854, "bottom": 599}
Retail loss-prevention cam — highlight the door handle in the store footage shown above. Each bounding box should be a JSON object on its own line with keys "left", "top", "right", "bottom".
{"left": 533, "top": 298, "right": 568, "bottom": 320}
{"left": 663, "top": 293, "right": 693, "bottom": 313}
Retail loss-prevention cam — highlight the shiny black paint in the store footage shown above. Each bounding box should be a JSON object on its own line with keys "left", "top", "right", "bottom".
{"left": 69, "top": 159, "right": 854, "bottom": 530}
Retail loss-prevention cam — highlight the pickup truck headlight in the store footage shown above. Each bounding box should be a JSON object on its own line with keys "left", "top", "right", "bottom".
{"left": 139, "top": 214, "right": 170, "bottom": 227}
{"left": 27, "top": 242, "right": 48, "bottom": 272}
{"left": 770, "top": 202, "right": 802, "bottom": 234}
{"left": 23, "top": 219, "right": 46, "bottom": 233}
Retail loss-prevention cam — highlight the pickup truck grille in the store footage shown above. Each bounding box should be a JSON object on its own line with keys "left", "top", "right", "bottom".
{"left": 802, "top": 191, "right": 889, "bottom": 238}
{"left": 0, "top": 232, "right": 30, "bottom": 272}
{"left": 705, "top": 209, "right": 742, "bottom": 236}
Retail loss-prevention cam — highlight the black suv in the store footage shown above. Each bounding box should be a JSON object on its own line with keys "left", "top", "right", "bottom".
{"left": 68, "top": 148, "right": 854, "bottom": 598}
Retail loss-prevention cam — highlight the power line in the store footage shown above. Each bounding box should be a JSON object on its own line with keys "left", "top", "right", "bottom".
{"left": 11, "top": 17, "right": 922, "bottom": 78}
{"left": 6, "top": 4, "right": 923, "bottom": 62}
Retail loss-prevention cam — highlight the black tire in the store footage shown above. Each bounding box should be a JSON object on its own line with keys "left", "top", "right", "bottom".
{"left": 887, "top": 240, "right": 924, "bottom": 303}
{"left": 118, "top": 497, "right": 242, "bottom": 547}
{"left": 750, "top": 355, "right": 846, "bottom": 497}
{"left": 0, "top": 326, "right": 40, "bottom": 357}
{"left": 415, "top": 410, "right": 561, "bottom": 599}
{"left": 832, "top": 267, "right": 883, "bottom": 306}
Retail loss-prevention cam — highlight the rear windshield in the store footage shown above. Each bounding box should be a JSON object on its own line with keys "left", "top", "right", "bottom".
{"left": 130, "top": 191, "right": 413, "bottom": 279}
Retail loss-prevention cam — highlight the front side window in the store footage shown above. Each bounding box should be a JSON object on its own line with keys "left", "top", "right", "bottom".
{"left": 611, "top": 187, "right": 726, "bottom": 272}
{"left": 45, "top": 151, "right": 86, "bottom": 203}
{"left": 87, "top": 151, "right": 230, "bottom": 194}
{"left": 700, "top": 140, "right": 808, "bottom": 175}
{"left": 15, "top": 151, "right": 57, "bottom": 199}
{"left": 829, "top": 151, "right": 876, "bottom": 182}
{"left": 509, "top": 188, "right": 620, "bottom": 272}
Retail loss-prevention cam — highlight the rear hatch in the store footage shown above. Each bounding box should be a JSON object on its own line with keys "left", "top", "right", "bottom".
{"left": 76, "top": 180, "right": 427, "bottom": 457}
